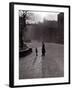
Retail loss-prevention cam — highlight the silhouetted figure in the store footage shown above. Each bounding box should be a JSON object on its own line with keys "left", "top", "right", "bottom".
{"left": 42, "top": 42, "right": 46, "bottom": 56}
{"left": 35, "top": 48, "right": 38, "bottom": 56}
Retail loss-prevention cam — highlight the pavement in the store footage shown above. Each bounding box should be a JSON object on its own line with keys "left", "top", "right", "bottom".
{"left": 19, "top": 41, "right": 64, "bottom": 79}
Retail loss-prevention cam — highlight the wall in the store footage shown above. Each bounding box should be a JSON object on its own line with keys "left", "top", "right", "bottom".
{"left": 0, "top": 0, "right": 71, "bottom": 90}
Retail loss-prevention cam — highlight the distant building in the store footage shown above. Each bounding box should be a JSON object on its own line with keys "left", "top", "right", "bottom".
{"left": 57, "top": 13, "right": 64, "bottom": 44}
{"left": 58, "top": 13, "right": 64, "bottom": 25}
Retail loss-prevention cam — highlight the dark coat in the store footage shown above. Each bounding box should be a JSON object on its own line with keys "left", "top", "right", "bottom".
{"left": 42, "top": 43, "right": 46, "bottom": 54}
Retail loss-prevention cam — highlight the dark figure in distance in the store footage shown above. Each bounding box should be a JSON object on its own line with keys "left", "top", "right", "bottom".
{"left": 42, "top": 42, "right": 46, "bottom": 56}
{"left": 35, "top": 48, "right": 38, "bottom": 56}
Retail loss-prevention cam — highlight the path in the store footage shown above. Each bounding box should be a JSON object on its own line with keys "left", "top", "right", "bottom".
{"left": 19, "top": 42, "right": 64, "bottom": 79}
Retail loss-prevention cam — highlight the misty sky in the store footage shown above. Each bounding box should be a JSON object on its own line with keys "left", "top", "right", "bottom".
{"left": 19, "top": 10, "right": 59, "bottom": 24}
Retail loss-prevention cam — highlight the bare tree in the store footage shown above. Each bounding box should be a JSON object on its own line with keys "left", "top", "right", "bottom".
{"left": 19, "top": 10, "right": 34, "bottom": 49}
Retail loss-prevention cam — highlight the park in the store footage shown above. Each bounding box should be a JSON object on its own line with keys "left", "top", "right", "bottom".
{"left": 19, "top": 10, "right": 64, "bottom": 79}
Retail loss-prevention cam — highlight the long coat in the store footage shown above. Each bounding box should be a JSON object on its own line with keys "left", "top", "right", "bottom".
{"left": 42, "top": 43, "right": 46, "bottom": 55}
